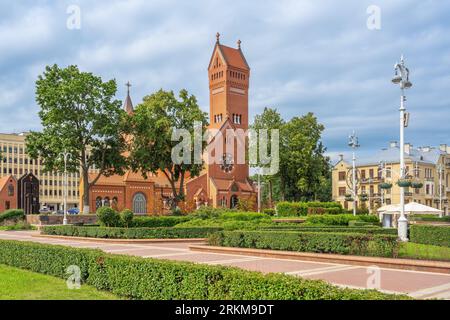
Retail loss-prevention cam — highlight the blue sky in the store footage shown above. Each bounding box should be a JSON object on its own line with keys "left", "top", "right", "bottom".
{"left": 0, "top": 0, "right": 449, "bottom": 162}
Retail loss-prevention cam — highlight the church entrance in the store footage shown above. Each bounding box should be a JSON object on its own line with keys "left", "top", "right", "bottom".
{"left": 133, "top": 192, "right": 147, "bottom": 214}
{"left": 230, "top": 195, "right": 239, "bottom": 209}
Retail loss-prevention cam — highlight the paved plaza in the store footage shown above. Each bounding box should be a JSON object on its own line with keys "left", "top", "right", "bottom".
{"left": 1, "top": 230, "right": 449, "bottom": 299}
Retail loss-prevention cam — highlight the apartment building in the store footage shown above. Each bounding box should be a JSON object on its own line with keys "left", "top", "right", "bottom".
{"left": 332, "top": 142, "right": 450, "bottom": 215}
{"left": 0, "top": 132, "right": 80, "bottom": 211}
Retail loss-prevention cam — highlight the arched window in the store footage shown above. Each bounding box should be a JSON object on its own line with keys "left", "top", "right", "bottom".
{"left": 104, "top": 197, "right": 110, "bottom": 207}
{"left": 230, "top": 195, "right": 239, "bottom": 209}
{"left": 112, "top": 197, "right": 118, "bottom": 210}
{"left": 95, "top": 197, "right": 102, "bottom": 210}
{"left": 7, "top": 184, "right": 14, "bottom": 196}
{"left": 133, "top": 193, "right": 147, "bottom": 214}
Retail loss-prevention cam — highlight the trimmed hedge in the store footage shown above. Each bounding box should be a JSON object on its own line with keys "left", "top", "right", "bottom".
{"left": 0, "top": 209, "right": 25, "bottom": 224}
{"left": 218, "top": 212, "right": 270, "bottom": 221}
{"left": 410, "top": 225, "right": 450, "bottom": 248}
{"left": 306, "top": 214, "right": 379, "bottom": 226}
{"left": 0, "top": 239, "right": 408, "bottom": 300}
{"left": 276, "top": 202, "right": 342, "bottom": 216}
{"left": 307, "top": 207, "right": 342, "bottom": 215}
{"left": 261, "top": 226, "right": 397, "bottom": 235}
{"left": 209, "top": 231, "right": 399, "bottom": 257}
{"left": 42, "top": 225, "right": 222, "bottom": 239}
{"left": 132, "top": 216, "right": 191, "bottom": 228}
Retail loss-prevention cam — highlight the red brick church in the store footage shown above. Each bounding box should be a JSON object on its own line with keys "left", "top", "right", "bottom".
{"left": 86, "top": 34, "right": 257, "bottom": 214}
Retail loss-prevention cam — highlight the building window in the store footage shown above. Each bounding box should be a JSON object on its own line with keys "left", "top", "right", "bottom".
{"left": 104, "top": 197, "right": 110, "bottom": 207}
{"left": 338, "top": 171, "right": 346, "bottom": 181}
{"left": 338, "top": 187, "right": 346, "bottom": 196}
{"left": 95, "top": 197, "right": 102, "bottom": 210}
{"left": 361, "top": 170, "right": 366, "bottom": 179}
{"left": 369, "top": 169, "right": 374, "bottom": 179}
{"left": 132, "top": 193, "right": 147, "bottom": 214}
{"left": 7, "top": 184, "right": 14, "bottom": 197}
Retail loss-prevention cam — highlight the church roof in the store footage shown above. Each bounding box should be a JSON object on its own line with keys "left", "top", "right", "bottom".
{"left": 0, "top": 175, "right": 14, "bottom": 191}
{"left": 218, "top": 44, "right": 249, "bottom": 70}
{"left": 208, "top": 33, "right": 250, "bottom": 71}
{"left": 88, "top": 169, "right": 177, "bottom": 188}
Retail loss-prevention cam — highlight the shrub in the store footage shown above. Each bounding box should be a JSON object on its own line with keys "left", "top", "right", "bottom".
{"left": 237, "top": 198, "right": 255, "bottom": 211}
{"left": 218, "top": 212, "right": 270, "bottom": 221}
{"left": 42, "top": 225, "right": 222, "bottom": 239}
{"left": 276, "top": 202, "right": 304, "bottom": 216}
{"left": 190, "top": 206, "right": 235, "bottom": 219}
{"left": 410, "top": 215, "right": 450, "bottom": 222}
{"left": 120, "top": 209, "right": 134, "bottom": 228}
{"left": 0, "top": 239, "right": 408, "bottom": 300}
{"left": 307, "top": 207, "right": 342, "bottom": 215}
{"left": 348, "top": 220, "right": 378, "bottom": 227}
{"left": 96, "top": 207, "right": 120, "bottom": 227}
{"left": 209, "top": 231, "right": 399, "bottom": 257}
{"left": 0, "top": 209, "right": 25, "bottom": 224}
{"left": 306, "top": 214, "right": 379, "bottom": 226}
{"left": 261, "top": 225, "right": 397, "bottom": 235}
{"left": 132, "top": 216, "right": 191, "bottom": 228}
{"left": 263, "top": 208, "right": 276, "bottom": 216}
{"left": 410, "top": 225, "right": 450, "bottom": 248}
{"left": 276, "top": 202, "right": 342, "bottom": 216}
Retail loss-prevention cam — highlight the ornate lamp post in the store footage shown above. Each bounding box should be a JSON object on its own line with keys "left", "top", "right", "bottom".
{"left": 391, "top": 55, "right": 412, "bottom": 241}
{"left": 348, "top": 131, "right": 360, "bottom": 216}
{"left": 59, "top": 150, "right": 72, "bottom": 225}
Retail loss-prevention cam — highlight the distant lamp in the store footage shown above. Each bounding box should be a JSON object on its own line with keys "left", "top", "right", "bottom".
{"left": 391, "top": 74, "right": 402, "bottom": 84}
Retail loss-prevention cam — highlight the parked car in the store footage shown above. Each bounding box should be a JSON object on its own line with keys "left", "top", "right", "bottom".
{"left": 39, "top": 207, "right": 51, "bottom": 214}
{"left": 68, "top": 208, "right": 80, "bottom": 215}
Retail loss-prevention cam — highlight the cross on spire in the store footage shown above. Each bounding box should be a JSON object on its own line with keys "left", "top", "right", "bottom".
{"left": 216, "top": 32, "right": 220, "bottom": 43}
{"left": 125, "top": 81, "right": 132, "bottom": 95}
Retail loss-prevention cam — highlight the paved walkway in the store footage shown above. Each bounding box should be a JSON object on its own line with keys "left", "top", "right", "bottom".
{"left": 1, "top": 230, "right": 450, "bottom": 299}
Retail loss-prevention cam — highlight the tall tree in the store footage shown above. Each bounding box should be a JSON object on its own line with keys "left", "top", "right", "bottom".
{"left": 251, "top": 107, "right": 285, "bottom": 207}
{"left": 26, "top": 64, "right": 128, "bottom": 213}
{"left": 279, "top": 112, "right": 330, "bottom": 201}
{"left": 126, "top": 89, "right": 208, "bottom": 211}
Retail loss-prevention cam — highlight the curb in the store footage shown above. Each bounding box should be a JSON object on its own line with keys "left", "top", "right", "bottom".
{"left": 189, "top": 245, "right": 450, "bottom": 274}
{"left": 33, "top": 234, "right": 207, "bottom": 244}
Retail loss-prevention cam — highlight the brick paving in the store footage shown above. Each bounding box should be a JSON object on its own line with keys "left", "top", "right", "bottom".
{"left": 1, "top": 230, "right": 449, "bottom": 299}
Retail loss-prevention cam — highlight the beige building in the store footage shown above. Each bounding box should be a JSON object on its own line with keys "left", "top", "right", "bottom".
{"left": 332, "top": 142, "right": 450, "bottom": 215}
{"left": 0, "top": 132, "right": 80, "bottom": 211}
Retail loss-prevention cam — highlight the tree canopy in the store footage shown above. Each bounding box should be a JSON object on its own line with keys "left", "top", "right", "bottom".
{"left": 26, "top": 64, "right": 128, "bottom": 213}
{"left": 125, "top": 89, "right": 208, "bottom": 210}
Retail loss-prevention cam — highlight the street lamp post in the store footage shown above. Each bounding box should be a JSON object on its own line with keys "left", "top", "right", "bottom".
{"left": 392, "top": 55, "right": 412, "bottom": 242}
{"left": 348, "top": 131, "right": 360, "bottom": 216}
{"left": 59, "top": 150, "right": 72, "bottom": 226}
{"left": 438, "top": 163, "right": 443, "bottom": 217}
{"left": 257, "top": 168, "right": 261, "bottom": 213}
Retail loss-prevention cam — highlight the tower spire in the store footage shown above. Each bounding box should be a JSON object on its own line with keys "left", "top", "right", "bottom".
{"left": 124, "top": 81, "right": 134, "bottom": 114}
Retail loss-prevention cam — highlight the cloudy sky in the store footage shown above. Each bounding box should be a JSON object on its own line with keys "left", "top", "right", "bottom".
{"left": 0, "top": 0, "right": 449, "bottom": 161}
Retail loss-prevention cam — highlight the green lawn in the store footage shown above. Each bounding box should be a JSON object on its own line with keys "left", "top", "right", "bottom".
{"left": 399, "top": 242, "right": 450, "bottom": 261}
{"left": 0, "top": 264, "right": 120, "bottom": 300}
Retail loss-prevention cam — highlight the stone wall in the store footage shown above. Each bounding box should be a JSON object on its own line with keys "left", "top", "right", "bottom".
{"left": 26, "top": 214, "right": 97, "bottom": 226}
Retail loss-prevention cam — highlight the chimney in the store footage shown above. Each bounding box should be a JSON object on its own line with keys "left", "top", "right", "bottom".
{"left": 404, "top": 143, "right": 412, "bottom": 155}
{"left": 339, "top": 154, "right": 344, "bottom": 162}
{"left": 390, "top": 141, "right": 398, "bottom": 148}
{"left": 439, "top": 144, "right": 447, "bottom": 153}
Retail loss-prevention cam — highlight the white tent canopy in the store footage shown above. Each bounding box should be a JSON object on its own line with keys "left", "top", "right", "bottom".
{"left": 377, "top": 202, "right": 442, "bottom": 215}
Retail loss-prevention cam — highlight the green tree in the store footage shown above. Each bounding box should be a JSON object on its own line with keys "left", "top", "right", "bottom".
{"left": 251, "top": 107, "right": 285, "bottom": 207}
{"left": 279, "top": 112, "right": 331, "bottom": 201}
{"left": 126, "top": 89, "right": 208, "bottom": 211}
{"left": 26, "top": 64, "right": 128, "bottom": 213}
